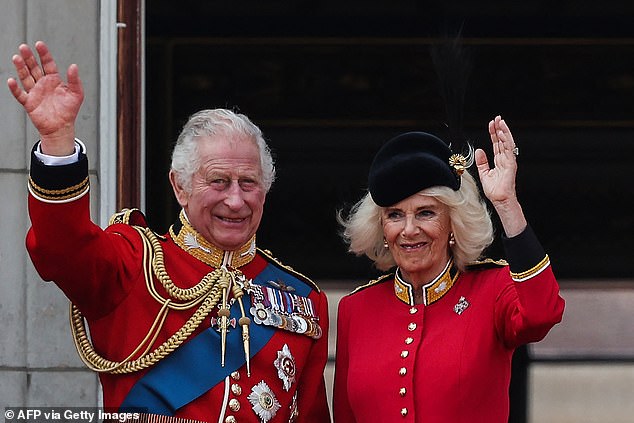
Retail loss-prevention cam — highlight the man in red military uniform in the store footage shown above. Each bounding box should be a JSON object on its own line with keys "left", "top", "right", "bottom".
{"left": 9, "top": 41, "right": 330, "bottom": 423}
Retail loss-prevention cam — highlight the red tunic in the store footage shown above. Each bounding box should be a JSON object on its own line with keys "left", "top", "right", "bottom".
{"left": 334, "top": 237, "right": 564, "bottom": 423}
{"left": 26, "top": 146, "right": 331, "bottom": 423}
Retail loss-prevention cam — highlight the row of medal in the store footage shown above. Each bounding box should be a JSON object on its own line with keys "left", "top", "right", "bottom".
{"left": 246, "top": 282, "right": 322, "bottom": 339}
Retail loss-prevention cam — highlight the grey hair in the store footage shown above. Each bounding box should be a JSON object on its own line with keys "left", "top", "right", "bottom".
{"left": 170, "top": 109, "right": 275, "bottom": 193}
{"left": 339, "top": 171, "right": 494, "bottom": 272}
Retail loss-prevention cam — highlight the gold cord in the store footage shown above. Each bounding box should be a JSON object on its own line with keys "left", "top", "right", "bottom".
{"left": 150, "top": 230, "right": 221, "bottom": 302}
{"left": 70, "top": 227, "right": 224, "bottom": 374}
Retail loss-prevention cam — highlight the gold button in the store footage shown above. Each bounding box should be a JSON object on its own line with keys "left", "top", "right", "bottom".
{"left": 399, "top": 367, "right": 407, "bottom": 376}
{"left": 408, "top": 322, "right": 417, "bottom": 331}
{"left": 401, "top": 350, "right": 409, "bottom": 358}
{"left": 229, "top": 398, "right": 240, "bottom": 412}
{"left": 230, "top": 371, "right": 240, "bottom": 380}
{"left": 405, "top": 337, "right": 413, "bottom": 344}
{"left": 409, "top": 307, "right": 418, "bottom": 314}
{"left": 401, "top": 408, "right": 408, "bottom": 417}
{"left": 225, "top": 417, "right": 236, "bottom": 423}
{"left": 231, "top": 383, "right": 242, "bottom": 395}
{"left": 399, "top": 387, "right": 406, "bottom": 397}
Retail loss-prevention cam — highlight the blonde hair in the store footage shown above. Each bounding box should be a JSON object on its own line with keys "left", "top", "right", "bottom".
{"left": 339, "top": 171, "right": 494, "bottom": 271}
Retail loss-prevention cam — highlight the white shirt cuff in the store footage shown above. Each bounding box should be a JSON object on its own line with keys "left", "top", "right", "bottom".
{"left": 34, "top": 139, "right": 84, "bottom": 166}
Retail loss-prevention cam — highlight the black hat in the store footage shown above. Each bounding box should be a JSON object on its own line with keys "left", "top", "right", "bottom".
{"left": 368, "top": 132, "right": 462, "bottom": 207}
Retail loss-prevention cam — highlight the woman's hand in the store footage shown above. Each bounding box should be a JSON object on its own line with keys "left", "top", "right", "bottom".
{"left": 476, "top": 115, "right": 518, "bottom": 204}
{"left": 7, "top": 41, "right": 84, "bottom": 156}
{"left": 475, "top": 115, "right": 527, "bottom": 237}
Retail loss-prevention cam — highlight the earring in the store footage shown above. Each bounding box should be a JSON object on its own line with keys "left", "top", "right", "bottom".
{"left": 383, "top": 238, "right": 389, "bottom": 249}
{"left": 449, "top": 233, "right": 456, "bottom": 246}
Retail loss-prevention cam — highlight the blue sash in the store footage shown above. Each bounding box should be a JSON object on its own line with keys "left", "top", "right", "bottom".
{"left": 119, "top": 262, "right": 312, "bottom": 414}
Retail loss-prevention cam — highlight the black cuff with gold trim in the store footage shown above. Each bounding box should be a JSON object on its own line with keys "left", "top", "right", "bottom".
{"left": 501, "top": 224, "right": 547, "bottom": 275}
{"left": 29, "top": 144, "right": 89, "bottom": 202}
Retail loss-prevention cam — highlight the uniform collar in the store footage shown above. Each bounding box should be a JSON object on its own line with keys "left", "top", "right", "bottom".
{"left": 169, "top": 210, "right": 256, "bottom": 268}
{"left": 394, "top": 259, "right": 460, "bottom": 306}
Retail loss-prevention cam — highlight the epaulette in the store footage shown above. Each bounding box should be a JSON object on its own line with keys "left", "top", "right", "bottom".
{"left": 257, "top": 248, "right": 321, "bottom": 293}
{"left": 466, "top": 257, "right": 508, "bottom": 270}
{"left": 108, "top": 208, "right": 148, "bottom": 227}
{"left": 348, "top": 273, "right": 394, "bottom": 296}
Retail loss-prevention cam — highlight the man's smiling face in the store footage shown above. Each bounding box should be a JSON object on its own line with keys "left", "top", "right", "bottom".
{"left": 171, "top": 131, "right": 266, "bottom": 251}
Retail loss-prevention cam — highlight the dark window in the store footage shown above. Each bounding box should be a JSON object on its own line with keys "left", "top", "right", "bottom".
{"left": 146, "top": 2, "right": 634, "bottom": 280}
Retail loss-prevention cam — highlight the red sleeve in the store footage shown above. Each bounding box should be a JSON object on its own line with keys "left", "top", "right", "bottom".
{"left": 26, "top": 193, "right": 144, "bottom": 320}
{"left": 495, "top": 263, "right": 565, "bottom": 348}
{"left": 493, "top": 225, "right": 565, "bottom": 348}
{"left": 297, "top": 289, "right": 332, "bottom": 422}
{"left": 333, "top": 294, "right": 355, "bottom": 423}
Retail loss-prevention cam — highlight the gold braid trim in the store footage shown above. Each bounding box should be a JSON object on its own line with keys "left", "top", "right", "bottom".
{"left": 29, "top": 175, "right": 90, "bottom": 202}
{"left": 108, "top": 208, "right": 140, "bottom": 226}
{"left": 70, "top": 227, "right": 225, "bottom": 374}
{"left": 29, "top": 175, "right": 89, "bottom": 196}
{"left": 510, "top": 255, "right": 551, "bottom": 282}
{"left": 151, "top": 233, "right": 219, "bottom": 303}
{"left": 349, "top": 274, "right": 393, "bottom": 296}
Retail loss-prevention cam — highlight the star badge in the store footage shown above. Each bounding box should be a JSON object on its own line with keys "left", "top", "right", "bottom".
{"left": 274, "top": 344, "right": 296, "bottom": 391}
{"left": 248, "top": 381, "right": 281, "bottom": 423}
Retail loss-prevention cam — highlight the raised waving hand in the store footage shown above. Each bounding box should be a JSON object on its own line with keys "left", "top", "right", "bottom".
{"left": 7, "top": 41, "right": 84, "bottom": 156}
{"left": 475, "top": 115, "right": 527, "bottom": 237}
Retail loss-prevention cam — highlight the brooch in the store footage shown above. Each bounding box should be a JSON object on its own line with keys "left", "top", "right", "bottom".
{"left": 449, "top": 153, "right": 467, "bottom": 176}
{"left": 454, "top": 296, "right": 470, "bottom": 315}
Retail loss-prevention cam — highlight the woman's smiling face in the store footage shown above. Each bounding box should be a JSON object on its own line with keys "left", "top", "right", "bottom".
{"left": 381, "top": 193, "right": 452, "bottom": 285}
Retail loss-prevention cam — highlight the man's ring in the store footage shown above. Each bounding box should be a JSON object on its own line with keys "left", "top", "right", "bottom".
{"left": 512, "top": 147, "right": 519, "bottom": 156}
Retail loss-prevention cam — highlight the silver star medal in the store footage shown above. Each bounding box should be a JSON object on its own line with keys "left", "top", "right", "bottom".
{"left": 274, "top": 344, "right": 296, "bottom": 391}
{"left": 248, "top": 381, "right": 281, "bottom": 423}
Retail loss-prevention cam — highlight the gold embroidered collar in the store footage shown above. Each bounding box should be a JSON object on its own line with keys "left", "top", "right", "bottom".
{"left": 169, "top": 210, "right": 256, "bottom": 268}
{"left": 394, "top": 259, "right": 460, "bottom": 306}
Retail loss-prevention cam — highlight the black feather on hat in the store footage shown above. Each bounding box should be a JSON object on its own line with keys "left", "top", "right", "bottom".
{"left": 368, "top": 34, "right": 473, "bottom": 208}
{"left": 430, "top": 30, "right": 473, "bottom": 153}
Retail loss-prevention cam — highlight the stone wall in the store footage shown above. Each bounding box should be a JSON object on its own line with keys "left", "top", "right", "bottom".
{"left": 0, "top": 0, "right": 101, "bottom": 409}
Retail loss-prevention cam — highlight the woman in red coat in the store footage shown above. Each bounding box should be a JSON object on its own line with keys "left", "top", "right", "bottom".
{"left": 334, "top": 118, "right": 565, "bottom": 423}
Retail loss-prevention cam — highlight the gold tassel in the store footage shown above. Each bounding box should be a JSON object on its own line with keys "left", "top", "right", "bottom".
{"left": 217, "top": 270, "right": 232, "bottom": 367}
{"left": 231, "top": 276, "right": 252, "bottom": 377}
